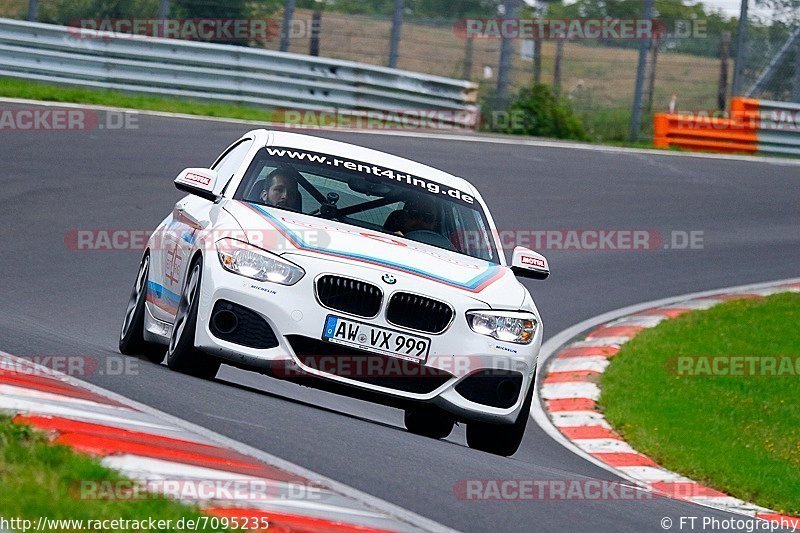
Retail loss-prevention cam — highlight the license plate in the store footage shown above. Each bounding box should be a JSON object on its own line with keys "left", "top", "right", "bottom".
{"left": 321, "top": 315, "right": 430, "bottom": 363}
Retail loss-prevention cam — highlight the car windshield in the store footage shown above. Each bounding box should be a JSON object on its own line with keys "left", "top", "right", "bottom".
{"left": 233, "top": 146, "right": 499, "bottom": 263}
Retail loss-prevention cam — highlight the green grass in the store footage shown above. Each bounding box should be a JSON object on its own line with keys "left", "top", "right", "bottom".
{"left": 600, "top": 293, "right": 800, "bottom": 515}
{"left": 0, "top": 416, "right": 229, "bottom": 531}
{"left": 577, "top": 107, "right": 637, "bottom": 144}
{"left": 0, "top": 76, "right": 677, "bottom": 149}
{"left": 0, "top": 77, "right": 279, "bottom": 122}
{"left": 1, "top": 76, "right": 656, "bottom": 146}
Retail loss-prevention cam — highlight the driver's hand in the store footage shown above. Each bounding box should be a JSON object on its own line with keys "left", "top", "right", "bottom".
{"left": 393, "top": 231, "right": 404, "bottom": 237}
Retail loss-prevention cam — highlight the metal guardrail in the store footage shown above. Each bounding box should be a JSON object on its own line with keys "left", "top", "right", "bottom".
{"left": 750, "top": 98, "right": 800, "bottom": 156}
{"left": 653, "top": 97, "right": 800, "bottom": 156}
{"left": 0, "top": 18, "right": 479, "bottom": 126}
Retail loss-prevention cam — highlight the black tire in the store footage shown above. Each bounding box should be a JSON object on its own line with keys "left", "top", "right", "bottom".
{"left": 404, "top": 406, "right": 455, "bottom": 439}
{"left": 119, "top": 253, "right": 165, "bottom": 363}
{"left": 166, "top": 257, "right": 220, "bottom": 379}
{"left": 466, "top": 380, "right": 534, "bottom": 457}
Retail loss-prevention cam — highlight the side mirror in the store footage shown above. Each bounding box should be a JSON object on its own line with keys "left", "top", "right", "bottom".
{"left": 174, "top": 168, "right": 219, "bottom": 202}
{"left": 510, "top": 246, "right": 550, "bottom": 280}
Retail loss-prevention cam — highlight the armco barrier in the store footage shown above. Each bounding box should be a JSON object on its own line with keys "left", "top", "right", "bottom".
{"left": 654, "top": 97, "right": 800, "bottom": 156}
{"left": 0, "top": 18, "right": 478, "bottom": 128}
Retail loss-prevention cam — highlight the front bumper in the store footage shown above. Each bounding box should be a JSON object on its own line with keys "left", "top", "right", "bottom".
{"left": 193, "top": 252, "right": 542, "bottom": 424}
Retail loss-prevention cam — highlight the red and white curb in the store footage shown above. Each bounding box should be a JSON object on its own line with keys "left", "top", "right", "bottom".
{"left": 531, "top": 278, "right": 800, "bottom": 529}
{"left": 0, "top": 351, "right": 453, "bottom": 533}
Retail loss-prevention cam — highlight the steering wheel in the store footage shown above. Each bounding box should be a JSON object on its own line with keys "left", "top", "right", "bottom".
{"left": 403, "top": 230, "right": 456, "bottom": 251}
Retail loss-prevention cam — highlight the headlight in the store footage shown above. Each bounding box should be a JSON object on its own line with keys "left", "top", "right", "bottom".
{"left": 216, "top": 238, "right": 304, "bottom": 285}
{"left": 466, "top": 310, "right": 537, "bottom": 344}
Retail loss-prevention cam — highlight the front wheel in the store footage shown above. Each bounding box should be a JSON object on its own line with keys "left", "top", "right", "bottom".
{"left": 166, "top": 257, "right": 220, "bottom": 379}
{"left": 119, "top": 253, "right": 165, "bottom": 363}
{"left": 466, "top": 380, "right": 534, "bottom": 456}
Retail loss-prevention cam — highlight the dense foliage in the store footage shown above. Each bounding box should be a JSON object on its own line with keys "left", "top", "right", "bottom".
{"left": 484, "top": 83, "right": 589, "bottom": 141}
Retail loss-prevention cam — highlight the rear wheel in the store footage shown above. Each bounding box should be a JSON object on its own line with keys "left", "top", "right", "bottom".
{"left": 466, "top": 381, "right": 534, "bottom": 457}
{"left": 119, "top": 253, "right": 165, "bottom": 363}
{"left": 166, "top": 257, "right": 220, "bottom": 379}
{"left": 404, "top": 406, "right": 455, "bottom": 439}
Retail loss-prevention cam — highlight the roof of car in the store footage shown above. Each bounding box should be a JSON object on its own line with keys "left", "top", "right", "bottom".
{"left": 248, "top": 129, "right": 479, "bottom": 196}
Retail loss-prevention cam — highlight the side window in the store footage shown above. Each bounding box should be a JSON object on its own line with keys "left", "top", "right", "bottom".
{"left": 212, "top": 140, "right": 253, "bottom": 191}
{"left": 450, "top": 205, "right": 493, "bottom": 262}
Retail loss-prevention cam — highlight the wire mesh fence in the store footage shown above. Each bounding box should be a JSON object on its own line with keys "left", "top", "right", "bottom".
{"left": 1, "top": 0, "right": 798, "bottom": 143}
{"left": 741, "top": 24, "right": 799, "bottom": 101}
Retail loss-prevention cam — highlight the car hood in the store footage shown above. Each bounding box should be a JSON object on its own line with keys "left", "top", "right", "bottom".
{"left": 223, "top": 199, "right": 526, "bottom": 306}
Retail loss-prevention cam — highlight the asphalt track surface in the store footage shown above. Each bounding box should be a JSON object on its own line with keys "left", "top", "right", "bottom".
{"left": 1, "top": 104, "right": 798, "bottom": 532}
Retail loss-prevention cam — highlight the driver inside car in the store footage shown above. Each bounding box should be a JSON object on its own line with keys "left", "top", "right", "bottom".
{"left": 388, "top": 194, "right": 438, "bottom": 237}
{"left": 259, "top": 166, "right": 302, "bottom": 211}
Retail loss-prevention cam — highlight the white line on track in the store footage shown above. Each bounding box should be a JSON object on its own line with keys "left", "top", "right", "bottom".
{"left": 2, "top": 96, "right": 800, "bottom": 166}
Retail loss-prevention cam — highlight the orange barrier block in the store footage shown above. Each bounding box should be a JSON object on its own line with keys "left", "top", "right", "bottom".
{"left": 653, "top": 111, "right": 759, "bottom": 154}
{"left": 730, "top": 97, "right": 760, "bottom": 117}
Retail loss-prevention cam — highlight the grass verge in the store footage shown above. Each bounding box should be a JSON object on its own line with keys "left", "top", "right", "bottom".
{"left": 0, "top": 77, "right": 279, "bottom": 122}
{"left": 600, "top": 293, "right": 800, "bottom": 515}
{"left": 0, "top": 77, "right": 665, "bottom": 148}
{"left": 0, "top": 415, "right": 228, "bottom": 531}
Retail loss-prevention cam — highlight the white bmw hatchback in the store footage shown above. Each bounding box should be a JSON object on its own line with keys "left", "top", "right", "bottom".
{"left": 120, "top": 129, "right": 549, "bottom": 456}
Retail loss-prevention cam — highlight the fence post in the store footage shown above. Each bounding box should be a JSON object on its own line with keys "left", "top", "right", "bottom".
{"left": 279, "top": 0, "right": 295, "bottom": 53}
{"left": 645, "top": 37, "right": 659, "bottom": 114}
{"left": 553, "top": 40, "right": 563, "bottom": 96}
{"left": 26, "top": 0, "right": 37, "bottom": 22}
{"left": 533, "top": 2, "right": 549, "bottom": 84}
{"left": 310, "top": 9, "right": 321, "bottom": 56}
{"left": 533, "top": 41, "right": 542, "bottom": 84}
{"left": 794, "top": 40, "right": 800, "bottom": 103}
{"left": 155, "top": 0, "right": 171, "bottom": 37}
{"left": 158, "top": 0, "right": 170, "bottom": 19}
{"left": 732, "top": 0, "right": 748, "bottom": 96}
{"left": 496, "top": 0, "right": 519, "bottom": 109}
{"left": 628, "top": 0, "right": 653, "bottom": 142}
{"left": 388, "top": 0, "right": 404, "bottom": 68}
{"left": 462, "top": 36, "right": 474, "bottom": 80}
{"left": 718, "top": 32, "right": 730, "bottom": 110}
